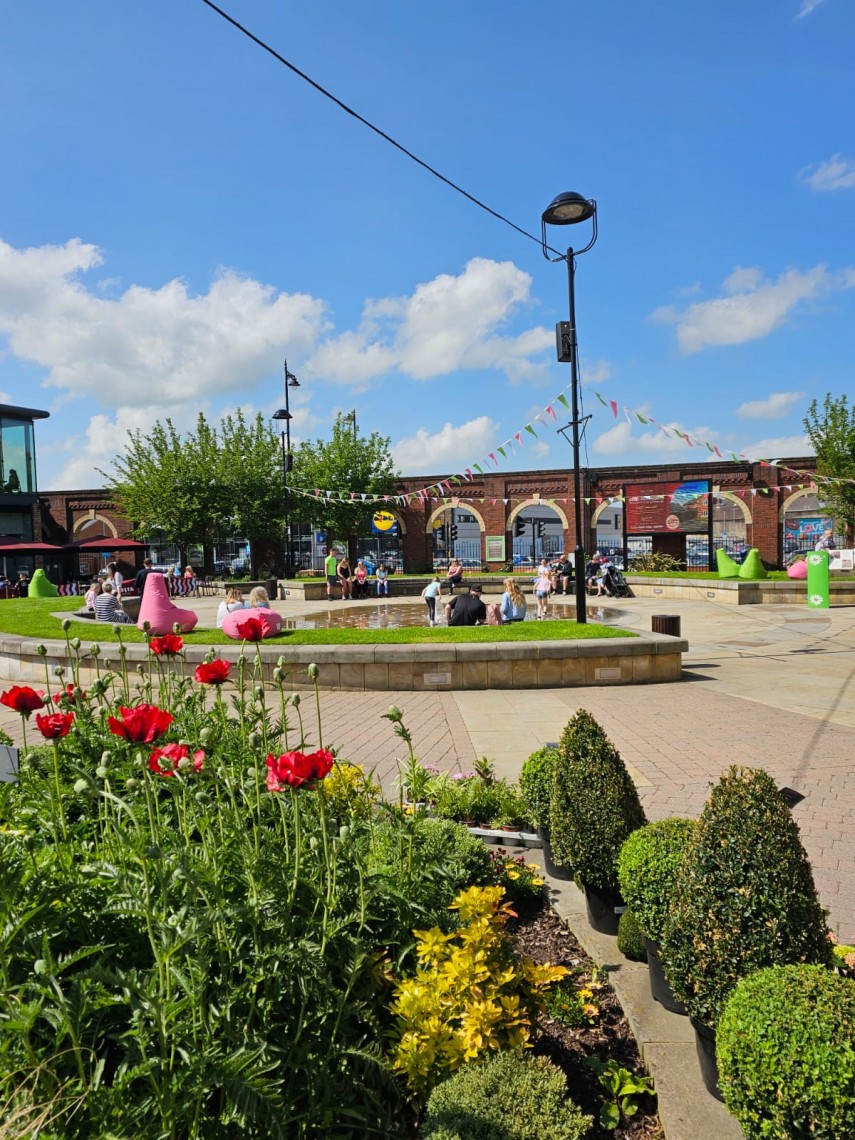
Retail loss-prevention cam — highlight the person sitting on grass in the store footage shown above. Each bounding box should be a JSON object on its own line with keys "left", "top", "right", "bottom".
{"left": 93, "top": 580, "right": 132, "bottom": 624}
{"left": 499, "top": 578, "right": 527, "bottom": 623}
{"left": 445, "top": 583, "right": 486, "bottom": 626}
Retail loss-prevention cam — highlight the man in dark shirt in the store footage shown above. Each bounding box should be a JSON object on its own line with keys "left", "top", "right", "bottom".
{"left": 445, "top": 584, "right": 487, "bottom": 626}
{"left": 134, "top": 558, "right": 158, "bottom": 596}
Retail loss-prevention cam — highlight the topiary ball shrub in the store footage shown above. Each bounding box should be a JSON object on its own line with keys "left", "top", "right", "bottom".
{"left": 617, "top": 909, "right": 647, "bottom": 962}
{"left": 661, "top": 765, "right": 832, "bottom": 1028}
{"left": 419, "top": 1050, "right": 592, "bottom": 1140}
{"left": 617, "top": 817, "right": 696, "bottom": 943}
{"left": 519, "top": 747, "right": 558, "bottom": 831}
{"left": 717, "top": 964, "right": 855, "bottom": 1140}
{"left": 549, "top": 709, "right": 646, "bottom": 891}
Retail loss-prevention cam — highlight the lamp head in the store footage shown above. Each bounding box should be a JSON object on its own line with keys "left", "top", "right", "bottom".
{"left": 272, "top": 408, "right": 292, "bottom": 421}
{"left": 542, "top": 192, "right": 596, "bottom": 226}
{"left": 286, "top": 371, "right": 300, "bottom": 388}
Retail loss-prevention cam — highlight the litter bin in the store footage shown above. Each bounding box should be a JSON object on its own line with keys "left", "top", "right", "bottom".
{"left": 264, "top": 578, "right": 278, "bottom": 600}
{"left": 652, "top": 614, "right": 681, "bottom": 638}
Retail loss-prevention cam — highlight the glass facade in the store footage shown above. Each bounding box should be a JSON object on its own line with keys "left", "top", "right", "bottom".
{"left": 0, "top": 417, "right": 36, "bottom": 494}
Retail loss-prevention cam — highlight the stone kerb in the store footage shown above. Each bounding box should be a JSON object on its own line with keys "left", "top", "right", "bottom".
{"left": 626, "top": 576, "right": 855, "bottom": 606}
{"left": 0, "top": 631, "right": 686, "bottom": 692}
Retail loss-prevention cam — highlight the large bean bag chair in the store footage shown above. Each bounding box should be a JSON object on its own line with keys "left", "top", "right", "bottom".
{"left": 738, "top": 548, "right": 768, "bottom": 579}
{"left": 716, "top": 549, "right": 740, "bottom": 579}
{"left": 787, "top": 558, "right": 808, "bottom": 580}
{"left": 222, "top": 609, "right": 282, "bottom": 640}
{"left": 28, "top": 568, "right": 58, "bottom": 597}
{"left": 136, "top": 572, "right": 198, "bottom": 634}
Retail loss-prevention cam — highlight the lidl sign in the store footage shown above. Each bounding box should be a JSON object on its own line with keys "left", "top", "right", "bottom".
{"left": 371, "top": 511, "right": 397, "bottom": 535}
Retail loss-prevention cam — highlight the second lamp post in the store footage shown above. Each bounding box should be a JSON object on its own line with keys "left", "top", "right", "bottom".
{"left": 272, "top": 361, "right": 301, "bottom": 578}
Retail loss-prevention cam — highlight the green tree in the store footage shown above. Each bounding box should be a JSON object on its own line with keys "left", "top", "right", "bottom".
{"left": 103, "top": 415, "right": 227, "bottom": 569}
{"left": 803, "top": 393, "right": 855, "bottom": 544}
{"left": 289, "top": 413, "right": 399, "bottom": 554}
{"left": 218, "top": 410, "right": 287, "bottom": 575}
{"left": 105, "top": 412, "right": 287, "bottom": 574}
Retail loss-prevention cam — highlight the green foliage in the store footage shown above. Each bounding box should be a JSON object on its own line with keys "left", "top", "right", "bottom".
{"left": 661, "top": 766, "right": 832, "bottom": 1027}
{"left": 617, "top": 817, "right": 696, "bottom": 942}
{"left": 627, "top": 551, "right": 682, "bottom": 573}
{"left": 549, "top": 710, "right": 646, "bottom": 891}
{"left": 433, "top": 776, "right": 530, "bottom": 829}
{"left": 368, "top": 815, "right": 494, "bottom": 931}
{"left": 717, "top": 964, "right": 855, "bottom": 1140}
{"left": 104, "top": 411, "right": 285, "bottom": 571}
{"left": 804, "top": 393, "right": 855, "bottom": 542}
{"left": 543, "top": 972, "right": 602, "bottom": 1028}
{"left": 419, "top": 1051, "right": 592, "bottom": 1140}
{"left": 617, "top": 910, "right": 647, "bottom": 963}
{"left": 289, "top": 413, "right": 399, "bottom": 545}
{"left": 519, "top": 746, "right": 558, "bottom": 831}
{"left": 585, "top": 1057, "right": 655, "bottom": 1132}
{"left": 487, "top": 849, "right": 545, "bottom": 905}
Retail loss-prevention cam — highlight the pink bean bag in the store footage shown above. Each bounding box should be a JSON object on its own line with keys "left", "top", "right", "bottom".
{"left": 136, "top": 572, "right": 198, "bottom": 635}
{"left": 787, "top": 559, "right": 808, "bottom": 580}
{"left": 222, "top": 608, "right": 283, "bottom": 640}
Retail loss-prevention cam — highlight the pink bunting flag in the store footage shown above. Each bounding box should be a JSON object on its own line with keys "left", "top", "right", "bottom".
{"left": 609, "top": 400, "right": 618, "bottom": 417}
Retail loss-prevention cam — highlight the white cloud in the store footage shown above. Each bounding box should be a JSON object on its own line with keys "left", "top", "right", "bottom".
{"left": 800, "top": 154, "right": 855, "bottom": 192}
{"left": 593, "top": 412, "right": 720, "bottom": 459}
{"left": 652, "top": 264, "right": 854, "bottom": 353}
{"left": 795, "top": 0, "right": 825, "bottom": 18}
{"left": 391, "top": 416, "right": 500, "bottom": 475}
{"left": 0, "top": 237, "right": 328, "bottom": 409}
{"left": 308, "top": 258, "right": 553, "bottom": 385}
{"left": 738, "top": 433, "right": 812, "bottom": 459}
{"left": 736, "top": 390, "right": 807, "bottom": 420}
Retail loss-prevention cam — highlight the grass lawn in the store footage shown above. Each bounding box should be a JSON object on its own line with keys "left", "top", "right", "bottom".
{"left": 0, "top": 598, "right": 635, "bottom": 646}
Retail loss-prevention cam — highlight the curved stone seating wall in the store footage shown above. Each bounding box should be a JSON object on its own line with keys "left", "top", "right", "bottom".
{"left": 0, "top": 631, "right": 686, "bottom": 691}
{"left": 626, "top": 577, "right": 855, "bottom": 606}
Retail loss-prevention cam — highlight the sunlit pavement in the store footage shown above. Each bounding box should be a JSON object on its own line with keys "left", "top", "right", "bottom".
{"left": 2, "top": 588, "right": 853, "bottom": 937}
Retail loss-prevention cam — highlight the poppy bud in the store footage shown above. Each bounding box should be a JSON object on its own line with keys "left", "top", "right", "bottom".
{"left": 307, "top": 663, "right": 319, "bottom": 680}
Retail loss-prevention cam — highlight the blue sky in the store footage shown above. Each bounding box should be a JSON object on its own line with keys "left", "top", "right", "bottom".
{"left": 0, "top": 0, "right": 852, "bottom": 491}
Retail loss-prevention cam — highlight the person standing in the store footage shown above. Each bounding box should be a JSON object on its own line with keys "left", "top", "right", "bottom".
{"left": 134, "top": 558, "right": 158, "bottom": 597}
{"left": 376, "top": 563, "right": 390, "bottom": 597}
{"left": 534, "top": 559, "right": 552, "bottom": 620}
{"left": 109, "top": 562, "right": 124, "bottom": 594}
{"left": 337, "top": 556, "right": 352, "bottom": 600}
{"left": 324, "top": 549, "right": 338, "bottom": 601}
{"left": 445, "top": 583, "right": 486, "bottom": 626}
{"left": 421, "top": 576, "right": 442, "bottom": 626}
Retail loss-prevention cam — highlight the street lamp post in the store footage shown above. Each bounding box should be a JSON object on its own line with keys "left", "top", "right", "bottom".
{"left": 541, "top": 191, "right": 598, "bottom": 624}
{"left": 272, "top": 361, "right": 301, "bottom": 579}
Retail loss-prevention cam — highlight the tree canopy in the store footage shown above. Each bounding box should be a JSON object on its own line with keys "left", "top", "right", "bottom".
{"left": 104, "top": 412, "right": 285, "bottom": 570}
{"left": 289, "top": 413, "right": 399, "bottom": 547}
{"left": 803, "top": 393, "right": 855, "bottom": 543}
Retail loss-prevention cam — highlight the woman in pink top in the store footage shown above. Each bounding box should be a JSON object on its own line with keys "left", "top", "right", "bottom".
{"left": 353, "top": 561, "right": 369, "bottom": 599}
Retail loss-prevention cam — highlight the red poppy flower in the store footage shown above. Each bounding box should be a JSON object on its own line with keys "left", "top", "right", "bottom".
{"left": 35, "top": 711, "right": 75, "bottom": 739}
{"left": 234, "top": 616, "right": 265, "bottom": 642}
{"left": 53, "top": 683, "right": 87, "bottom": 706}
{"left": 148, "top": 743, "right": 205, "bottom": 777}
{"left": 149, "top": 634, "right": 184, "bottom": 656}
{"left": 0, "top": 686, "right": 46, "bottom": 716}
{"left": 266, "top": 749, "right": 335, "bottom": 792}
{"left": 107, "top": 703, "right": 174, "bottom": 743}
{"left": 194, "top": 660, "right": 231, "bottom": 685}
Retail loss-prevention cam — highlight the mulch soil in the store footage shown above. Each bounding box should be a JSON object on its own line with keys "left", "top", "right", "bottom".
{"left": 508, "top": 898, "right": 664, "bottom": 1140}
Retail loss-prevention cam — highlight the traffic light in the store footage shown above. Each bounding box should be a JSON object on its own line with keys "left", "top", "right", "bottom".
{"left": 515, "top": 518, "right": 526, "bottom": 537}
{"left": 450, "top": 525, "right": 459, "bottom": 541}
{"left": 537, "top": 522, "right": 547, "bottom": 538}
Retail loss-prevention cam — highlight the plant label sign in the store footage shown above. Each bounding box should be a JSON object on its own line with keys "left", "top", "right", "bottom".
{"left": 806, "top": 551, "right": 830, "bottom": 610}
{"left": 0, "top": 745, "right": 19, "bottom": 783}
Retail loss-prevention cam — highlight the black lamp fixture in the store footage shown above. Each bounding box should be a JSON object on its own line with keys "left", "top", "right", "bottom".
{"left": 542, "top": 190, "right": 598, "bottom": 624}
{"left": 272, "top": 361, "right": 301, "bottom": 577}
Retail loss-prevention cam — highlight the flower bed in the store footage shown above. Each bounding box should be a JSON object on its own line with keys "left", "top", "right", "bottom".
{"left": 0, "top": 634, "right": 661, "bottom": 1138}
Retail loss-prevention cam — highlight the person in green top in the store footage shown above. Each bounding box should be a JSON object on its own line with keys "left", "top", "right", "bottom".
{"left": 324, "top": 551, "right": 339, "bottom": 601}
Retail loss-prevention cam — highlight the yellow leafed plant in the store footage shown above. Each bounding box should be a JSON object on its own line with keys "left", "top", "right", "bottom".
{"left": 389, "top": 884, "right": 566, "bottom": 1097}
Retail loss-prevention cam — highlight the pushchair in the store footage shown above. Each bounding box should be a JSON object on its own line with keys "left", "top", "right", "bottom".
{"left": 601, "top": 565, "right": 630, "bottom": 598}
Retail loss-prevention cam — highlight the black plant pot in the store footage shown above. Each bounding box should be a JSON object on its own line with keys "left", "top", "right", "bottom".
{"left": 538, "top": 827, "right": 574, "bottom": 881}
{"left": 584, "top": 884, "right": 624, "bottom": 936}
{"left": 641, "top": 936, "right": 687, "bottom": 1015}
{"left": 690, "top": 1017, "right": 724, "bottom": 1102}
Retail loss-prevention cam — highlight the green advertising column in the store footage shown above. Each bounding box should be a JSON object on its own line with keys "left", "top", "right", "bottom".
{"left": 806, "top": 550, "right": 830, "bottom": 609}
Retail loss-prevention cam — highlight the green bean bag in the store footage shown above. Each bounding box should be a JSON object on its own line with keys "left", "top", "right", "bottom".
{"left": 738, "top": 549, "right": 767, "bottom": 579}
{"left": 27, "top": 568, "right": 58, "bottom": 597}
{"left": 716, "top": 548, "right": 740, "bottom": 579}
